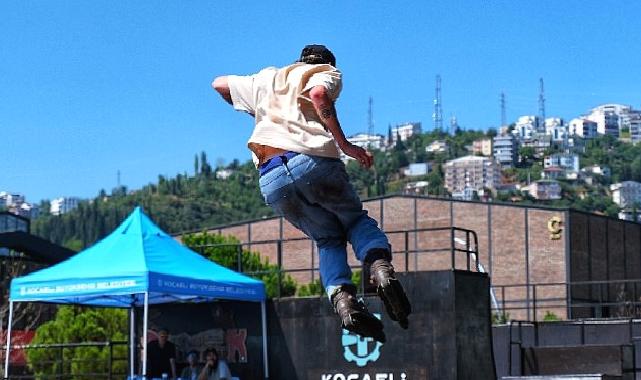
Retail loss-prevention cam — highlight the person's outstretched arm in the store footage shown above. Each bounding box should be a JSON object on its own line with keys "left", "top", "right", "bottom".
{"left": 309, "top": 85, "right": 373, "bottom": 168}
{"left": 212, "top": 76, "right": 232, "bottom": 105}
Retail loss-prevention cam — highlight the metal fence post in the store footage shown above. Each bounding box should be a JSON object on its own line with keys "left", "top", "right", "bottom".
{"left": 237, "top": 244, "right": 243, "bottom": 272}
{"left": 404, "top": 231, "right": 409, "bottom": 272}
{"left": 58, "top": 346, "right": 64, "bottom": 380}
{"left": 277, "top": 240, "right": 283, "bottom": 298}
{"left": 450, "top": 228, "right": 455, "bottom": 270}
{"left": 108, "top": 342, "right": 113, "bottom": 380}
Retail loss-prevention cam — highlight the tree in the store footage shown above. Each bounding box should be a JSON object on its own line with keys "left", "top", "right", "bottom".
{"left": 181, "top": 232, "right": 297, "bottom": 297}
{"left": 518, "top": 147, "right": 536, "bottom": 166}
{"left": 26, "top": 306, "right": 127, "bottom": 380}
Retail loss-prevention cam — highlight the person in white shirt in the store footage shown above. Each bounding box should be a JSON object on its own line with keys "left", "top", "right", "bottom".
{"left": 211, "top": 45, "right": 411, "bottom": 343}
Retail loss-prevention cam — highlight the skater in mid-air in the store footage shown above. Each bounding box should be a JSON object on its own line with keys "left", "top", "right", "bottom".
{"left": 211, "top": 44, "right": 411, "bottom": 342}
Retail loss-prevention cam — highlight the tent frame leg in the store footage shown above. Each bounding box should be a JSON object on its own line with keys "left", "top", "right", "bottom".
{"left": 261, "top": 300, "right": 269, "bottom": 379}
{"left": 142, "top": 292, "right": 149, "bottom": 378}
{"left": 129, "top": 305, "right": 135, "bottom": 379}
{"left": 3, "top": 301, "right": 14, "bottom": 380}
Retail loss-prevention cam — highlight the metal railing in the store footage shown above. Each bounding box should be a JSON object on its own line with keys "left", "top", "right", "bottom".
{"left": 189, "top": 226, "right": 482, "bottom": 297}
{"left": 2, "top": 341, "right": 129, "bottom": 380}
{"left": 506, "top": 318, "right": 641, "bottom": 377}
{"left": 492, "top": 278, "right": 641, "bottom": 323}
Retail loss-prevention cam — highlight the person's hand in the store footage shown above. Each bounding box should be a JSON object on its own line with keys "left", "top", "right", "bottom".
{"left": 341, "top": 143, "right": 373, "bottom": 169}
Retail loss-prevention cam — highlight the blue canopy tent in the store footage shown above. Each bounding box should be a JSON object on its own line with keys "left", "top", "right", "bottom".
{"left": 4, "top": 207, "right": 268, "bottom": 379}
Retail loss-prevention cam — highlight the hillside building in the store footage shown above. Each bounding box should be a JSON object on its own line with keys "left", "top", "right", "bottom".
{"left": 611, "top": 181, "right": 641, "bottom": 208}
{"left": 493, "top": 134, "right": 518, "bottom": 168}
{"left": 50, "top": 197, "right": 80, "bottom": 216}
{"left": 444, "top": 155, "right": 500, "bottom": 193}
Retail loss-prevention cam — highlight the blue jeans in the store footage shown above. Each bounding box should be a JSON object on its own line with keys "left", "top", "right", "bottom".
{"left": 258, "top": 154, "right": 390, "bottom": 295}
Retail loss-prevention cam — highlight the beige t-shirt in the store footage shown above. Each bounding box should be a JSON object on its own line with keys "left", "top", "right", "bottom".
{"left": 227, "top": 62, "right": 342, "bottom": 166}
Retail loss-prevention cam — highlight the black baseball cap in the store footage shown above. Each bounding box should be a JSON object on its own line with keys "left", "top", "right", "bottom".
{"left": 298, "top": 44, "right": 336, "bottom": 67}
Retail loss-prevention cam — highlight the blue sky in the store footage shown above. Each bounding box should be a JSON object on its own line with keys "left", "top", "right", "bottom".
{"left": 2, "top": 1, "right": 640, "bottom": 202}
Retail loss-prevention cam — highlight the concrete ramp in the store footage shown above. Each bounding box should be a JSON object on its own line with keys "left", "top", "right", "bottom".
{"left": 267, "top": 270, "right": 496, "bottom": 379}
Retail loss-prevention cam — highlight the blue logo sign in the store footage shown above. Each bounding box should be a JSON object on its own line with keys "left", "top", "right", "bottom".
{"left": 342, "top": 313, "right": 383, "bottom": 367}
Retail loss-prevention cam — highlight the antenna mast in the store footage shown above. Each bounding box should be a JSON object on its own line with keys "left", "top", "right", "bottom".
{"left": 500, "top": 92, "right": 507, "bottom": 127}
{"left": 433, "top": 75, "right": 443, "bottom": 131}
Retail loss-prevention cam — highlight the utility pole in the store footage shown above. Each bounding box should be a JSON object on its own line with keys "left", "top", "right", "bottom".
{"left": 433, "top": 75, "right": 443, "bottom": 132}
{"left": 117, "top": 170, "right": 121, "bottom": 188}
{"left": 500, "top": 92, "right": 507, "bottom": 128}
{"left": 538, "top": 78, "right": 546, "bottom": 127}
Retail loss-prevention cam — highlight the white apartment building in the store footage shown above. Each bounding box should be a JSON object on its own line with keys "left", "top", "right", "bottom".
{"left": 526, "top": 180, "right": 562, "bottom": 200}
{"left": 544, "top": 153, "right": 580, "bottom": 173}
{"left": 50, "top": 197, "right": 80, "bottom": 216}
{"left": 472, "top": 138, "right": 493, "bottom": 156}
{"left": 569, "top": 118, "right": 598, "bottom": 139}
{"left": 347, "top": 133, "right": 386, "bottom": 150}
{"left": 611, "top": 181, "right": 641, "bottom": 208}
{"left": 0, "top": 192, "right": 25, "bottom": 207}
{"left": 493, "top": 134, "right": 518, "bottom": 168}
{"left": 391, "top": 122, "right": 422, "bottom": 144}
{"left": 514, "top": 115, "right": 541, "bottom": 140}
{"left": 426, "top": 140, "right": 449, "bottom": 154}
{"left": 444, "top": 155, "right": 500, "bottom": 193}
{"left": 544, "top": 118, "right": 568, "bottom": 142}
{"left": 586, "top": 104, "right": 628, "bottom": 136}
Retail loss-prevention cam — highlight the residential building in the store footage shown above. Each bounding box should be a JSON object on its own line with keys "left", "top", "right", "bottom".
{"left": 544, "top": 118, "right": 568, "bottom": 142}
{"left": 0, "top": 196, "right": 5, "bottom": 210}
{"left": 404, "top": 181, "right": 429, "bottom": 195}
{"left": 347, "top": 133, "right": 386, "bottom": 150}
{"left": 541, "top": 167, "right": 565, "bottom": 180}
{"left": 444, "top": 155, "right": 500, "bottom": 193}
{"left": 514, "top": 115, "right": 540, "bottom": 140}
{"left": 451, "top": 187, "right": 477, "bottom": 201}
{"left": 391, "top": 122, "right": 421, "bottom": 144}
{"left": 581, "top": 165, "right": 611, "bottom": 178}
{"left": 569, "top": 118, "right": 598, "bottom": 139}
{"left": 586, "top": 104, "right": 624, "bottom": 137}
{"left": 403, "top": 163, "right": 431, "bottom": 177}
{"left": 50, "top": 197, "right": 80, "bottom": 216}
{"left": 0, "top": 192, "right": 25, "bottom": 207}
{"left": 526, "top": 180, "right": 562, "bottom": 200}
{"left": 426, "top": 140, "right": 449, "bottom": 154}
{"left": 629, "top": 112, "right": 641, "bottom": 144}
{"left": 18, "top": 203, "right": 40, "bottom": 219}
{"left": 618, "top": 210, "right": 641, "bottom": 222}
{"left": 521, "top": 133, "right": 552, "bottom": 158}
{"left": 472, "top": 138, "right": 493, "bottom": 157}
{"left": 215, "top": 169, "right": 234, "bottom": 180}
{"left": 544, "top": 153, "right": 580, "bottom": 173}
{"left": 493, "top": 134, "right": 518, "bottom": 168}
{"left": 611, "top": 181, "right": 641, "bottom": 208}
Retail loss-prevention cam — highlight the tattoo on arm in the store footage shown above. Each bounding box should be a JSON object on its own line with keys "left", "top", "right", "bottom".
{"left": 319, "top": 102, "right": 335, "bottom": 120}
